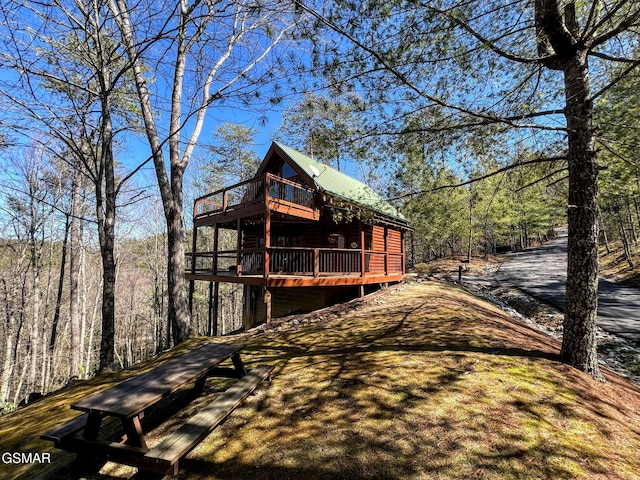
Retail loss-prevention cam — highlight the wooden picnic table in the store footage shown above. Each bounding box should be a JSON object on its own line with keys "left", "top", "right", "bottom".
{"left": 42, "top": 342, "right": 273, "bottom": 478}
{"left": 71, "top": 342, "right": 246, "bottom": 449}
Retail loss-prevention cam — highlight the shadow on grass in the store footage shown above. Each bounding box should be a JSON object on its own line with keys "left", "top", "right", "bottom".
{"left": 172, "top": 288, "right": 630, "bottom": 480}
{"left": 9, "top": 283, "right": 640, "bottom": 480}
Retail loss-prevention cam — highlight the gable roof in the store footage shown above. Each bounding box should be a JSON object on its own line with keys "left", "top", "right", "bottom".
{"left": 267, "top": 142, "right": 408, "bottom": 224}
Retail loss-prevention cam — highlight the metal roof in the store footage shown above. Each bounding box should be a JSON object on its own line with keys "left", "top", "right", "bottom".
{"left": 273, "top": 142, "right": 407, "bottom": 224}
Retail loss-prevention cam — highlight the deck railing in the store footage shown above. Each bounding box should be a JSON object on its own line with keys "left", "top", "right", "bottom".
{"left": 193, "top": 173, "right": 315, "bottom": 219}
{"left": 187, "top": 247, "right": 404, "bottom": 278}
{"left": 267, "top": 175, "right": 314, "bottom": 208}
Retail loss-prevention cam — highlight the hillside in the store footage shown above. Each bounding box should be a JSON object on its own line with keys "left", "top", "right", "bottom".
{"left": 600, "top": 242, "right": 640, "bottom": 287}
{"left": 2, "top": 281, "right": 640, "bottom": 480}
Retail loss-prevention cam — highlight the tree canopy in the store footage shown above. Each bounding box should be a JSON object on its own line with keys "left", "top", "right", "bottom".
{"left": 295, "top": 0, "right": 640, "bottom": 379}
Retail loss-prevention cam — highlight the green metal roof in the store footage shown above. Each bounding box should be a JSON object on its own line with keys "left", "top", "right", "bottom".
{"left": 274, "top": 142, "right": 408, "bottom": 224}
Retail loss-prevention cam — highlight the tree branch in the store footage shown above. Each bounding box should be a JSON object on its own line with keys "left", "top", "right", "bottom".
{"left": 387, "top": 156, "right": 566, "bottom": 201}
{"left": 583, "top": 0, "right": 638, "bottom": 45}
{"left": 591, "top": 57, "right": 640, "bottom": 101}
{"left": 294, "top": 0, "right": 561, "bottom": 131}
{"left": 514, "top": 167, "right": 567, "bottom": 192}
{"left": 421, "top": 3, "right": 544, "bottom": 65}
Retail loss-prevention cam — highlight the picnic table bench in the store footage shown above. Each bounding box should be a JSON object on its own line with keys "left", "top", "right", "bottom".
{"left": 41, "top": 342, "right": 273, "bottom": 478}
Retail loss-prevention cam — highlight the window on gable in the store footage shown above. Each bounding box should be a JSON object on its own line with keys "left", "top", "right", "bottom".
{"left": 282, "top": 163, "right": 296, "bottom": 179}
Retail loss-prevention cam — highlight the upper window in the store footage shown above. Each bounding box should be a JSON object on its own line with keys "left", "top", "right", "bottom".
{"left": 282, "top": 163, "right": 296, "bottom": 179}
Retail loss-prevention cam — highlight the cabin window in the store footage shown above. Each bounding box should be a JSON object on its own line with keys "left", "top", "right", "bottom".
{"left": 272, "top": 232, "right": 305, "bottom": 247}
{"left": 364, "top": 230, "right": 373, "bottom": 251}
{"left": 327, "top": 233, "right": 346, "bottom": 248}
{"left": 282, "top": 163, "right": 297, "bottom": 179}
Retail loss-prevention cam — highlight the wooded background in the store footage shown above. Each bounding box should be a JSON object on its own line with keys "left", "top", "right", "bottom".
{"left": 1, "top": 0, "right": 639, "bottom": 409}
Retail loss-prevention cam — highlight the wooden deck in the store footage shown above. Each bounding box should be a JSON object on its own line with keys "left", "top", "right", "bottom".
{"left": 187, "top": 247, "right": 405, "bottom": 286}
{"left": 185, "top": 271, "right": 404, "bottom": 287}
{"left": 193, "top": 173, "right": 319, "bottom": 227}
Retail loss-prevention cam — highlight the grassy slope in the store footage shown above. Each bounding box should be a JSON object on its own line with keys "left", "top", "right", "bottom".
{"left": 600, "top": 242, "right": 640, "bottom": 286}
{"left": 2, "top": 281, "right": 640, "bottom": 480}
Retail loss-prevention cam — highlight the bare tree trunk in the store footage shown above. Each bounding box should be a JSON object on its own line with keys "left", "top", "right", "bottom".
{"left": 626, "top": 197, "right": 638, "bottom": 246}
{"left": 12, "top": 350, "right": 30, "bottom": 405}
{"left": 96, "top": 91, "right": 117, "bottom": 372}
{"left": 535, "top": 0, "right": 602, "bottom": 379}
{"left": 28, "top": 186, "right": 43, "bottom": 397}
{"left": 109, "top": 0, "right": 292, "bottom": 345}
{"left": 79, "top": 245, "right": 88, "bottom": 377}
{"left": 86, "top": 276, "right": 101, "bottom": 375}
{"left": 617, "top": 212, "right": 634, "bottom": 268}
{"left": 634, "top": 197, "right": 640, "bottom": 238}
{"left": 48, "top": 214, "right": 70, "bottom": 389}
{"left": 110, "top": 0, "right": 191, "bottom": 345}
{"left": 166, "top": 192, "right": 191, "bottom": 343}
{"left": 0, "top": 273, "right": 27, "bottom": 403}
{"left": 41, "top": 214, "right": 58, "bottom": 393}
{"left": 0, "top": 278, "right": 17, "bottom": 403}
{"left": 69, "top": 167, "right": 83, "bottom": 378}
{"left": 599, "top": 215, "right": 610, "bottom": 254}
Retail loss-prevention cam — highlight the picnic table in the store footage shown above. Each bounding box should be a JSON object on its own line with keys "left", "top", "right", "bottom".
{"left": 42, "top": 342, "right": 273, "bottom": 478}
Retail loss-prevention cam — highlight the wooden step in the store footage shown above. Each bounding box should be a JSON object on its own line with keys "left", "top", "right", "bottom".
{"left": 142, "top": 365, "right": 273, "bottom": 474}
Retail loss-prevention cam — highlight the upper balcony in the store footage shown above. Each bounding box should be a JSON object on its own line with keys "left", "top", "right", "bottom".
{"left": 193, "top": 173, "right": 319, "bottom": 227}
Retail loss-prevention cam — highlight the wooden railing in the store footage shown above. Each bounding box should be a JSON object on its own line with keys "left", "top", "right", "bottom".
{"left": 193, "top": 173, "right": 315, "bottom": 219}
{"left": 266, "top": 175, "right": 314, "bottom": 208}
{"left": 193, "top": 176, "right": 265, "bottom": 218}
{"left": 187, "top": 247, "right": 404, "bottom": 278}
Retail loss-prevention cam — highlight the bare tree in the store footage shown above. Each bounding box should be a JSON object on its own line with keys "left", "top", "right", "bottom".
{"left": 0, "top": 146, "right": 62, "bottom": 405}
{"left": 108, "top": 0, "right": 301, "bottom": 344}
{"left": 0, "top": 0, "right": 147, "bottom": 371}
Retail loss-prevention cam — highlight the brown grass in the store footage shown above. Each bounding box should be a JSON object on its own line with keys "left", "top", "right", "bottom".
{"left": 600, "top": 242, "right": 640, "bottom": 287}
{"left": 3, "top": 282, "right": 640, "bottom": 480}
{"left": 413, "top": 255, "right": 504, "bottom": 276}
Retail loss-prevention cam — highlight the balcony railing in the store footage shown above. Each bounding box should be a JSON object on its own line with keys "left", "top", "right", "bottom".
{"left": 193, "top": 173, "right": 315, "bottom": 219}
{"left": 187, "top": 247, "right": 404, "bottom": 278}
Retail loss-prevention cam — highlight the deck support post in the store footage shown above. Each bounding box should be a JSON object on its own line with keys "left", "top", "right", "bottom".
{"left": 236, "top": 218, "right": 243, "bottom": 276}
{"left": 213, "top": 224, "right": 219, "bottom": 276}
{"left": 264, "top": 210, "right": 271, "bottom": 278}
{"left": 360, "top": 228, "right": 366, "bottom": 277}
{"left": 264, "top": 288, "right": 272, "bottom": 323}
{"left": 208, "top": 281, "right": 219, "bottom": 336}
{"left": 313, "top": 248, "right": 319, "bottom": 277}
{"left": 188, "top": 225, "right": 198, "bottom": 315}
{"left": 213, "top": 282, "right": 219, "bottom": 336}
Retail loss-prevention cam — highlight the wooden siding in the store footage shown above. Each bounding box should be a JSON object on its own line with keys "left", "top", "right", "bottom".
{"left": 372, "top": 225, "right": 385, "bottom": 251}
{"left": 242, "top": 285, "right": 361, "bottom": 328}
{"left": 387, "top": 229, "right": 403, "bottom": 254}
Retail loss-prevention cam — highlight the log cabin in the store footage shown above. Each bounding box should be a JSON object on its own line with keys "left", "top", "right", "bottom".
{"left": 186, "top": 142, "right": 411, "bottom": 331}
